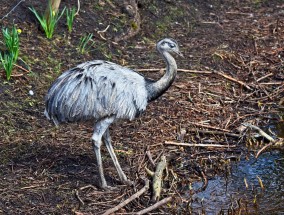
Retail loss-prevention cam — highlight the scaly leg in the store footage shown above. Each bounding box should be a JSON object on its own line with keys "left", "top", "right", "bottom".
{"left": 103, "top": 128, "right": 132, "bottom": 185}
{"left": 92, "top": 116, "right": 114, "bottom": 189}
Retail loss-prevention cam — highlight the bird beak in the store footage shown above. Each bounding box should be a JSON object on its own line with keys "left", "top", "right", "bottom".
{"left": 175, "top": 51, "right": 184, "bottom": 58}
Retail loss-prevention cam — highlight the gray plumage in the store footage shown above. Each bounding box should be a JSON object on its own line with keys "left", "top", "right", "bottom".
{"left": 45, "top": 60, "right": 148, "bottom": 125}
{"left": 45, "top": 38, "right": 182, "bottom": 189}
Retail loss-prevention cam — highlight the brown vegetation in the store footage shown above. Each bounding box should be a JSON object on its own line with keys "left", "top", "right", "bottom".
{"left": 0, "top": 0, "right": 283, "bottom": 214}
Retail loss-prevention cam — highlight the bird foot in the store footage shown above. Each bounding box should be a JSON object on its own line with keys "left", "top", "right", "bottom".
{"left": 101, "top": 184, "right": 116, "bottom": 191}
{"left": 122, "top": 179, "right": 134, "bottom": 186}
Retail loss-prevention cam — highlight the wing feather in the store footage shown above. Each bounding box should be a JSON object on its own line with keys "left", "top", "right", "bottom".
{"left": 45, "top": 61, "right": 148, "bottom": 124}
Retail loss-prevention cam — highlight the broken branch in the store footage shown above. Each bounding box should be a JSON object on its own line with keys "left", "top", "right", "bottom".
{"left": 188, "top": 128, "right": 241, "bottom": 138}
{"left": 165, "top": 141, "right": 236, "bottom": 148}
{"left": 152, "top": 155, "right": 167, "bottom": 202}
{"left": 188, "top": 122, "right": 231, "bottom": 132}
{"left": 102, "top": 178, "right": 149, "bottom": 215}
{"left": 135, "top": 196, "right": 173, "bottom": 215}
{"left": 213, "top": 70, "right": 252, "bottom": 90}
{"left": 242, "top": 123, "right": 275, "bottom": 142}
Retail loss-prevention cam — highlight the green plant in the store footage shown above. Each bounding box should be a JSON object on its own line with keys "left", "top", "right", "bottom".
{"left": 29, "top": 2, "right": 66, "bottom": 39}
{"left": 2, "top": 26, "right": 20, "bottom": 62}
{"left": 78, "top": 33, "right": 94, "bottom": 54}
{"left": 66, "top": 7, "right": 76, "bottom": 33}
{"left": 0, "top": 53, "right": 14, "bottom": 80}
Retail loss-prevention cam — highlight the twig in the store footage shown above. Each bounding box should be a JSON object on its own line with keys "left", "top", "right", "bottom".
{"left": 11, "top": 73, "right": 24, "bottom": 77}
{"left": 136, "top": 68, "right": 252, "bottom": 90}
{"left": 97, "top": 25, "right": 110, "bottom": 41}
{"left": 75, "top": 189, "right": 85, "bottom": 205}
{"left": 97, "top": 25, "right": 110, "bottom": 34}
{"left": 243, "top": 123, "right": 284, "bottom": 158}
{"left": 256, "top": 143, "right": 273, "bottom": 158}
{"left": 188, "top": 122, "right": 231, "bottom": 132}
{"left": 20, "top": 184, "right": 43, "bottom": 189}
{"left": 102, "top": 178, "right": 149, "bottom": 215}
{"left": 242, "top": 123, "right": 275, "bottom": 142}
{"left": 248, "top": 86, "right": 284, "bottom": 101}
{"left": 105, "top": 0, "right": 116, "bottom": 9}
{"left": 79, "top": 184, "right": 97, "bottom": 191}
{"left": 259, "top": 82, "right": 284, "bottom": 85}
{"left": 146, "top": 150, "right": 156, "bottom": 166}
{"left": 1, "top": 0, "right": 25, "bottom": 20}
{"left": 145, "top": 166, "right": 154, "bottom": 177}
{"left": 199, "top": 169, "right": 208, "bottom": 191}
{"left": 75, "top": 0, "right": 80, "bottom": 16}
{"left": 165, "top": 141, "right": 236, "bottom": 148}
{"left": 188, "top": 129, "right": 240, "bottom": 138}
{"left": 226, "top": 11, "right": 253, "bottom": 16}
{"left": 135, "top": 196, "right": 173, "bottom": 215}
{"left": 14, "top": 64, "right": 30, "bottom": 73}
{"left": 194, "top": 165, "right": 208, "bottom": 192}
{"left": 213, "top": 70, "right": 252, "bottom": 90}
{"left": 152, "top": 155, "right": 167, "bottom": 202}
{"left": 256, "top": 73, "right": 273, "bottom": 82}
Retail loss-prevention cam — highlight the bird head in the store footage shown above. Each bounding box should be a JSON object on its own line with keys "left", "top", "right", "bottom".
{"left": 157, "top": 38, "right": 183, "bottom": 57}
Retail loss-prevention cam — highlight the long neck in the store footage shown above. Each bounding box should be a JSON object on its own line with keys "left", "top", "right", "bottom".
{"left": 146, "top": 51, "right": 177, "bottom": 102}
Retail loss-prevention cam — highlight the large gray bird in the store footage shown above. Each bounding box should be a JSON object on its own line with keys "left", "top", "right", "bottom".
{"left": 45, "top": 38, "right": 182, "bottom": 189}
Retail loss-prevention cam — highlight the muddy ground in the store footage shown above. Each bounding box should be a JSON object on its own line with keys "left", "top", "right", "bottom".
{"left": 0, "top": 0, "right": 283, "bottom": 214}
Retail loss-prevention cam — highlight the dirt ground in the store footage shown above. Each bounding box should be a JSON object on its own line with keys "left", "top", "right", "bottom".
{"left": 0, "top": 0, "right": 283, "bottom": 214}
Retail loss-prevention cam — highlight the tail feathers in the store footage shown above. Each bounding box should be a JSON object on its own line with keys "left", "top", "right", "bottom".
{"left": 44, "top": 109, "right": 59, "bottom": 126}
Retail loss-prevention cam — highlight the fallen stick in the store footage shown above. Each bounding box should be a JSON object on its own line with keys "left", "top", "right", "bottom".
{"left": 152, "top": 155, "right": 167, "bottom": 202}
{"left": 242, "top": 123, "right": 275, "bottom": 142}
{"left": 188, "top": 122, "right": 231, "bottom": 132}
{"left": 136, "top": 68, "right": 252, "bottom": 90}
{"left": 74, "top": 0, "right": 80, "bottom": 16}
{"left": 188, "top": 128, "right": 240, "bottom": 138}
{"left": 194, "top": 165, "right": 208, "bottom": 192}
{"left": 145, "top": 166, "right": 154, "bottom": 177}
{"left": 75, "top": 189, "right": 85, "bottom": 205}
{"left": 14, "top": 63, "right": 30, "bottom": 73}
{"left": 199, "top": 169, "right": 208, "bottom": 191}
{"left": 146, "top": 150, "right": 156, "bottom": 166}
{"left": 259, "top": 82, "right": 284, "bottom": 85}
{"left": 256, "top": 143, "right": 273, "bottom": 158}
{"left": 135, "top": 196, "right": 173, "bottom": 215}
{"left": 256, "top": 72, "right": 273, "bottom": 82}
{"left": 213, "top": 71, "right": 252, "bottom": 90}
{"left": 1, "top": 0, "right": 25, "bottom": 20}
{"left": 243, "top": 123, "right": 284, "bottom": 157}
{"left": 102, "top": 178, "right": 149, "bottom": 215}
{"left": 165, "top": 141, "right": 236, "bottom": 148}
{"left": 248, "top": 86, "right": 284, "bottom": 101}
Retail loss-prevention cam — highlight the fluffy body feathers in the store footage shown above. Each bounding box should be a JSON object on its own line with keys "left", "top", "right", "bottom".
{"left": 45, "top": 60, "right": 148, "bottom": 125}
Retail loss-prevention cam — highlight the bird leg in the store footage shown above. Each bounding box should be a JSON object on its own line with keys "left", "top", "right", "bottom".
{"left": 103, "top": 128, "right": 132, "bottom": 185}
{"left": 92, "top": 116, "right": 114, "bottom": 189}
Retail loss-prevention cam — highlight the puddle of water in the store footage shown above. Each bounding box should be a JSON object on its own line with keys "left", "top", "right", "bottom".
{"left": 190, "top": 152, "right": 284, "bottom": 214}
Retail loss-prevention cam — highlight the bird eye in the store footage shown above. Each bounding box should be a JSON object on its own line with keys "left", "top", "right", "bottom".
{"left": 169, "top": 43, "right": 176, "bottom": 48}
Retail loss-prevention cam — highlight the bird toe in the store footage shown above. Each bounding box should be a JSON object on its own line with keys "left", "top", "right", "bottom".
{"left": 101, "top": 184, "right": 116, "bottom": 191}
{"left": 124, "top": 179, "right": 134, "bottom": 186}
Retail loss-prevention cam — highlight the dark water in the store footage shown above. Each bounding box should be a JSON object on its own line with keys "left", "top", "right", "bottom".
{"left": 190, "top": 152, "right": 284, "bottom": 214}
{"left": 267, "top": 122, "right": 284, "bottom": 138}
